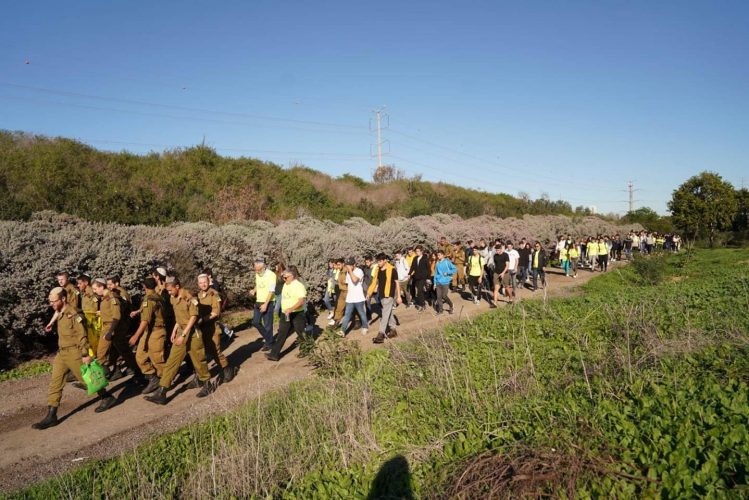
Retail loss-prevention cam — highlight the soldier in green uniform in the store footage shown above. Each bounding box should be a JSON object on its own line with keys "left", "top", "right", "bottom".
{"left": 77, "top": 274, "right": 101, "bottom": 354}
{"left": 92, "top": 278, "right": 141, "bottom": 382}
{"left": 106, "top": 275, "right": 131, "bottom": 305}
{"left": 129, "top": 277, "right": 167, "bottom": 394}
{"left": 197, "top": 273, "right": 234, "bottom": 383}
{"left": 33, "top": 287, "right": 116, "bottom": 429}
{"left": 44, "top": 271, "right": 81, "bottom": 332}
{"left": 451, "top": 241, "right": 467, "bottom": 291}
{"left": 145, "top": 277, "right": 214, "bottom": 404}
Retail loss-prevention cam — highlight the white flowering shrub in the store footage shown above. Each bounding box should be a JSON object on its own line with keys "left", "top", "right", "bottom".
{"left": 0, "top": 211, "right": 638, "bottom": 366}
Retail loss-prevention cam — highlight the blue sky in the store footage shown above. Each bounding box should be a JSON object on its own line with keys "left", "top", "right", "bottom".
{"left": 1, "top": 1, "right": 747, "bottom": 215}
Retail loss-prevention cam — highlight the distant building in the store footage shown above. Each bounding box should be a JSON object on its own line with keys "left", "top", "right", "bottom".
{"left": 589, "top": 205, "right": 597, "bottom": 214}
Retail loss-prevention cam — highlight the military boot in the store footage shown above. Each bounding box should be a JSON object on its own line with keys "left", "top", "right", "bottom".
{"left": 144, "top": 387, "right": 168, "bottom": 405}
{"left": 221, "top": 366, "right": 235, "bottom": 383}
{"left": 185, "top": 377, "right": 201, "bottom": 389}
{"left": 141, "top": 375, "right": 160, "bottom": 395}
{"left": 32, "top": 406, "right": 58, "bottom": 430}
{"left": 196, "top": 380, "right": 214, "bottom": 398}
{"left": 95, "top": 392, "right": 117, "bottom": 413}
{"left": 108, "top": 367, "right": 124, "bottom": 382}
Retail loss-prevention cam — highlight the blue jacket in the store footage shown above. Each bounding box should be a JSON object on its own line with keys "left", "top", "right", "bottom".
{"left": 434, "top": 258, "right": 456, "bottom": 286}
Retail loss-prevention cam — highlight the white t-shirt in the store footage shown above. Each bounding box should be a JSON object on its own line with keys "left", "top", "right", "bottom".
{"left": 506, "top": 249, "right": 519, "bottom": 272}
{"left": 394, "top": 257, "right": 410, "bottom": 281}
{"left": 345, "top": 267, "right": 366, "bottom": 303}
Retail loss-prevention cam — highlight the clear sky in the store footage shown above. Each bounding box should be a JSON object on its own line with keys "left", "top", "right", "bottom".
{"left": 1, "top": 1, "right": 747, "bottom": 215}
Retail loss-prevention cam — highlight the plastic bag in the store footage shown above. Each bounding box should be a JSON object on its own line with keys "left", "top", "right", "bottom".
{"left": 81, "top": 349, "right": 109, "bottom": 395}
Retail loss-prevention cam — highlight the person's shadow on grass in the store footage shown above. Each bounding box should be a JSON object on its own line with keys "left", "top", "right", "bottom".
{"left": 367, "top": 454, "right": 414, "bottom": 500}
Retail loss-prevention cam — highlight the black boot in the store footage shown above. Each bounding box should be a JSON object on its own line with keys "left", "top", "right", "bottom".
{"left": 196, "top": 380, "right": 214, "bottom": 398}
{"left": 141, "top": 375, "right": 160, "bottom": 395}
{"left": 221, "top": 366, "right": 235, "bottom": 383}
{"left": 32, "top": 406, "right": 58, "bottom": 429}
{"left": 95, "top": 391, "right": 117, "bottom": 413}
{"left": 185, "top": 377, "right": 201, "bottom": 389}
{"left": 144, "top": 387, "right": 168, "bottom": 405}
{"left": 108, "top": 367, "right": 124, "bottom": 382}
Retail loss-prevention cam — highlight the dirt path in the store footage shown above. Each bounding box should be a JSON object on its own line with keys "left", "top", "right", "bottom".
{"left": 0, "top": 264, "right": 621, "bottom": 492}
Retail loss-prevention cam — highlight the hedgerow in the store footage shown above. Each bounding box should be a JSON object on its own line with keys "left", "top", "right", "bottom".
{"left": 0, "top": 210, "right": 638, "bottom": 367}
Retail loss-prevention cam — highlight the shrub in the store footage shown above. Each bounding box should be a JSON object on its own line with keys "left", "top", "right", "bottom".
{"left": 632, "top": 254, "right": 666, "bottom": 285}
{"left": 0, "top": 211, "right": 638, "bottom": 368}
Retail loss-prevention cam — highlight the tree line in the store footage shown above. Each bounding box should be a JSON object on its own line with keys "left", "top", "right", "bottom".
{"left": 0, "top": 131, "right": 585, "bottom": 225}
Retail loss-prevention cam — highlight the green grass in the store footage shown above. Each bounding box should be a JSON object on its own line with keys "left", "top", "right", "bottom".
{"left": 6, "top": 249, "right": 749, "bottom": 499}
{"left": 0, "top": 360, "right": 51, "bottom": 383}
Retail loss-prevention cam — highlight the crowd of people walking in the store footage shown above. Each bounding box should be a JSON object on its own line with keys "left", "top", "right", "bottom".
{"left": 33, "top": 229, "right": 679, "bottom": 430}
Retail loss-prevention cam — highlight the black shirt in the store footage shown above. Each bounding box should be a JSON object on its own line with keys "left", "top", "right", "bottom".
{"left": 494, "top": 252, "right": 509, "bottom": 273}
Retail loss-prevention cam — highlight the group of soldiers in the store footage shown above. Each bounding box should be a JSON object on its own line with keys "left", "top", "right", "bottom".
{"left": 33, "top": 267, "right": 235, "bottom": 430}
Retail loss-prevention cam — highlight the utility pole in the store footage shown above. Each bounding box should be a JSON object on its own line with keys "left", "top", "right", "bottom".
{"left": 370, "top": 107, "right": 389, "bottom": 173}
{"left": 627, "top": 181, "right": 640, "bottom": 213}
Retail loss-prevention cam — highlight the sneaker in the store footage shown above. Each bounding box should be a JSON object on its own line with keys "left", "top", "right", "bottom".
{"left": 489, "top": 302, "right": 497, "bottom": 309}
{"left": 226, "top": 329, "right": 235, "bottom": 339}
{"left": 336, "top": 330, "right": 345, "bottom": 337}
{"left": 327, "top": 319, "right": 335, "bottom": 326}
{"left": 264, "top": 352, "right": 280, "bottom": 362}
{"left": 327, "top": 311, "right": 334, "bottom": 320}
{"left": 473, "top": 298, "right": 479, "bottom": 305}
{"left": 360, "top": 328, "right": 368, "bottom": 336}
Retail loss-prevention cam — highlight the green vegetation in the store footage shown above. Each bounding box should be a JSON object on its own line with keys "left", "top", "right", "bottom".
{"left": 7, "top": 249, "right": 749, "bottom": 498}
{"left": 0, "top": 360, "right": 51, "bottom": 383}
{"left": 0, "top": 130, "right": 583, "bottom": 225}
{"left": 668, "top": 171, "right": 747, "bottom": 246}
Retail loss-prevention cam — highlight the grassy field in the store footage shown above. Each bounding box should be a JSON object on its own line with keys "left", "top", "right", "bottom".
{"left": 7, "top": 249, "right": 749, "bottom": 499}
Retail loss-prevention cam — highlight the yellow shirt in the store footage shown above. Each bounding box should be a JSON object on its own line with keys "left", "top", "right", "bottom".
{"left": 587, "top": 242, "right": 598, "bottom": 256}
{"left": 598, "top": 242, "right": 608, "bottom": 255}
{"left": 569, "top": 248, "right": 579, "bottom": 259}
{"left": 405, "top": 254, "right": 416, "bottom": 267}
{"left": 467, "top": 255, "right": 485, "bottom": 277}
{"left": 281, "top": 279, "right": 307, "bottom": 313}
{"left": 560, "top": 248, "right": 569, "bottom": 261}
{"left": 255, "top": 269, "right": 277, "bottom": 303}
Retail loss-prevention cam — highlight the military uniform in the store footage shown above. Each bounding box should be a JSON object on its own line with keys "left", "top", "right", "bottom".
{"left": 47, "top": 305, "right": 90, "bottom": 407}
{"left": 197, "top": 288, "right": 228, "bottom": 369}
{"left": 97, "top": 290, "right": 139, "bottom": 374}
{"left": 160, "top": 289, "right": 210, "bottom": 388}
{"left": 63, "top": 282, "right": 80, "bottom": 309}
{"left": 135, "top": 291, "right": 167, "bottom": 377}
{"left": 80, "top": 286, "right": 101, "bottom": 353}
{"left": 451, "top": 247, "right": 466, "bottom": 288}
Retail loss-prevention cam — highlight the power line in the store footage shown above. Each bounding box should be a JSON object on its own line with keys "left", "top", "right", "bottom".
{"left": 0, "top": 82, "right": 368, "bottom": 130}
{"left": 0, "top": 94, "right": 369, "bottom": 136}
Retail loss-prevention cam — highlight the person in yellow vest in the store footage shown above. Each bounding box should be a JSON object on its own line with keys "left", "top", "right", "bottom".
{"left": 568, "top": 242, "right": 580, "bottom": 278}
{"left": 367, "top": 253, "right": 402, "bottom": 343}
{"left": 92, "top": 278, "right": 141, "bottom": 382}
{"left": 466, "top": 247, "right": 485, "bottom": 304}
{"left": 560, "top": 244, "right": 570, "bottom": 277}
{"left": 333, "top": 258, "right": 348, "bottom": 326}
{"left": 129, "top": 277, "right": 167, "bottom": 395}
{"left": 587, "top": 238, "right": 599, "bottom": 272}
{"left": 197, "top": 273, "right": 234, "bottom": 383}
{"left": 249, "top": 257, "right": 277, "bottom": 352}
{"left": 597, "top": 237, "right": 609, "bottom": 272}
{"left": 145, "top": 277, "right": 214, "bottom": 404}
{"left": 77, "top": 274, "right": 101, "bottom": 354}
{"left": 265, "top": 268, "right": 307, "bottom": 361}
{"left": 451, "top": 241, "right": 466, "bottom": 291}
{"left": 32, "top": 287, "right": 116, "bottom": 430}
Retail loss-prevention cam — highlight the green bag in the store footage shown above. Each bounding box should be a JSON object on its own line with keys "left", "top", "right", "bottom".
{"left": 81, "top": 351, "right": 109, "bottom": 396}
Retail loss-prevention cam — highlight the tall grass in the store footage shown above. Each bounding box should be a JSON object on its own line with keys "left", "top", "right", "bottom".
{"left": 9, "top": 249, "right": 749, "bottom": 499}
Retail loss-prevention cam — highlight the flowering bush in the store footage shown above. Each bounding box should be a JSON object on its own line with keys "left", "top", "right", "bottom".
{"left": 0, "top": 211, "right": 639, "bottom": 367}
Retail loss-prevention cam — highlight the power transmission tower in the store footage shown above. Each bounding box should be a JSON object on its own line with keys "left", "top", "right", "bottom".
{"left": 370, "top": 107, "right": 390, "bottom": 171}
{"left": 627, "top": 181, "right": 641, "bottom": 213}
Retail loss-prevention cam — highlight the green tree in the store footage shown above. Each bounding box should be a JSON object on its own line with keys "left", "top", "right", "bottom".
{"left": 622, "top": 207, "right": 673, "bottom": 233}
{"left": 668, "top": 172, "right": 738, "bottom": 246}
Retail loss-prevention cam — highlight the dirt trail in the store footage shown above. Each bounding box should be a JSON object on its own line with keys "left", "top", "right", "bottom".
{"left": 0, "top": 264, "right": 621, "bottom": 492}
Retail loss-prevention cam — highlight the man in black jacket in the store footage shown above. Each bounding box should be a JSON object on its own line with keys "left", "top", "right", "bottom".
{"left": 530, "top": 241, "right": 547, "bottom": 292}
{"left": 408, "top": 245, "right": 430, "bottom": 311}
{"left": 516, "top": 239, "right": 530, "bottom": 289}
